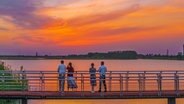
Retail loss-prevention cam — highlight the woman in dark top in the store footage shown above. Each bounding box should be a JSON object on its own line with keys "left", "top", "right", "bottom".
{"left": 67, "top": 62, "right": 77, "bottom": 90}
{"left": 89, "top": 63, "right": 96, "bottom": 93}
{"left": 67, "top": 62, "right": 74, "bottom": 77}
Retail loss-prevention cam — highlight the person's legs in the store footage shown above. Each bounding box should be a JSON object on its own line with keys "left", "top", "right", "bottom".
{"left": 70, "top": 77, "right": 75, "bottom": 88}
{"left": 103, "top": 77, "right": 107, "bottom": 92}
{"left": 59, "top": 74, "right": 61, "bottom": 92}
{"left": 91, "top": 79, "right": 95, "bottom": 93}
{"left": 68, "top": 76, "right": 76, "bottom": 89}
{"left": 101, "top": 75, "right": 107, "bottom": 92}
{"left": 61, "top": 74, "right": 65, "bottom": 92}
{"left": 67, "top": 77, "right": 71, "bottom": 91}
{"left": 92, "top": 86, "right": 94, "bottom": 93}
{"left": 99, "top": 77, "right": 102, "bottom": 92}
{"left": 91, "top": 80, "right": 93, "bottom": 92}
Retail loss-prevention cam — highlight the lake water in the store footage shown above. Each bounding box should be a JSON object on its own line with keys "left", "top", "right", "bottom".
{"left": 3, "top": 59, "right": 184, "bottom": 71}
{"left": 1, "top": 59, "right": 184, "bottom": 104}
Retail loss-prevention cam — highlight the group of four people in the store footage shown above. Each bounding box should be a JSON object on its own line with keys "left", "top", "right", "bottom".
{"left": 58, "top": 60, "right": 107, "bottom": 94}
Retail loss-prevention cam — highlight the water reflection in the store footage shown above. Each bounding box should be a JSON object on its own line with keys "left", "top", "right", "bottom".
{"left": 3, "top": 59, "right": 184, "bottom": 71}
{"left": 0, "top": 99, "right": 184, "bottom": 104}
{"left": 29, "top": 99, "right": 167, "bottom": 104}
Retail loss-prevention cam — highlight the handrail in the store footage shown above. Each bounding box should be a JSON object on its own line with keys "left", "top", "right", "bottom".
{"left": 0, "top": 70, "right": 183, "bottom": 96}
{"left": 0, "top": 70, "right": 184, "bottom": 73}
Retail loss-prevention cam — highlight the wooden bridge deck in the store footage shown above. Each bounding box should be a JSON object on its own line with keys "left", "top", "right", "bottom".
{"left": 0, "top": 70, "right": 184, "bottom": 104}
{"left": 0, "top": 91, "right": 184, "bottom": 99}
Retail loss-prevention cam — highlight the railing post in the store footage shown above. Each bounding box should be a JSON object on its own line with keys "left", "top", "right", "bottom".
{"left": 138, "top": 73, "right": 142, "bottom": 95}
{"left": 83, "top": 73, "right": 84, "bottom": 92}
{"left": 120, "top": 74, "right": 123, "bottom": 96}
{"left": 174, "top": 72, "right": 179, "bottom": 95}
{"left": 138, "top": 73, "right": 144, "bottom": 96}
{"left": 22, "top": 70, "right": 26, "bottom": 91}
{"left": 157, "top": 72, "right": 162, "bottom": 96}
{"left": 125, "top": 71, "right": 129, "bottom": 91}
{"left": 39, "top": 71, "right": 41, "bottom": 91}
{"left": 40, "top": 71, "right": 45, "bottom": 91}
{"left": 109, "top": 71, "right": 112, "bottom": 92}
{"left": 143, "top": 71, "right": 146, "bottom": 91}
{"left": 138, "top": 74, "right": 140, "bottom": 91}
{"left": 19, "top": 66, "right": 23, "bottom": 83}
{"left": 81, "top": 73, "right": 82, "bottom": 92}
{"left": 81, "top": 73, "right": 84, "bottom": 96}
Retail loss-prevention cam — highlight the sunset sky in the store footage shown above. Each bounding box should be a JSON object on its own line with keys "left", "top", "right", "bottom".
{"left": 0, "top": 0, "right": 184, "bottom": 55}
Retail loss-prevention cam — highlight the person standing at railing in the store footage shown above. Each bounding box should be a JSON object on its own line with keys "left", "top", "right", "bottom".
{"left": 67, "top": 62, "right": 77, "bottom": 90}
{"left": 98, "top": 61, "right": 107, "bottom": 92}
{"left": 89, "top": 63, "right": 96, "bottom": 93}
{"left": 58, "top": 60, "right": 66, "bottom": 94}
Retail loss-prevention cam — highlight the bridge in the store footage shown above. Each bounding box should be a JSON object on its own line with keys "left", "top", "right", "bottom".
{"left": 0, "top": 70, "right": 184, "bottom": 104}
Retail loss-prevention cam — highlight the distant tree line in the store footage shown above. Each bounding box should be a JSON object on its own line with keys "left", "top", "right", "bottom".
{"left": 62, "top": 51, "right": 138, "bottom": 59}
{"left": 138, "top": 53, "right": 184, "bottom": 60}
{"left": 0, "top": 50, "right": 184, "bottom": 60}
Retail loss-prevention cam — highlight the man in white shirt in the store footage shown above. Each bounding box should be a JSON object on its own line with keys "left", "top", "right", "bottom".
{"left": 98, "top": 61, "right": 107, "bottom": 92}
{"left": 58, "top": 60, "right": 66, "bottom": 93}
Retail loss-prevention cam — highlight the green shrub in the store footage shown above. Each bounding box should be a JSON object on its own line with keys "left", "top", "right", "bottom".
{"left": 0, "top": 64, "right": 28, "bottom": 91}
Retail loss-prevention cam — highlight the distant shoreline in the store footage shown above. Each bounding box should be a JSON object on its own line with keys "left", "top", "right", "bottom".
{"left": 0, "top": 56, "right": 183, "bottom": 61}
{"left": 0, "top": 50, "right": 183, "bottom": 60}
{"left": 0, "top": 56, "right": 137, "bottom": 60}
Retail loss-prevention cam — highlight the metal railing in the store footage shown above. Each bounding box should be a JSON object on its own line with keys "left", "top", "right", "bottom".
{"left": 0, "top": 70, "right": 184, "bottom": 95}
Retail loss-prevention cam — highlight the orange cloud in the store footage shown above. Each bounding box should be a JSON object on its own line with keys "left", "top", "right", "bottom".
{"left": 1, "top": 0, "right": 184, "bottom": 54}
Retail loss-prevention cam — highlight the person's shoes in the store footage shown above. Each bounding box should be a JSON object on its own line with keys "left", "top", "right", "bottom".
{"left": 98, "top": 90, "right": 101, "bottom": 92}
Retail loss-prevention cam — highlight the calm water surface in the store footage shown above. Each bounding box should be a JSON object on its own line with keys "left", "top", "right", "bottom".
{"left": 3, "top": 59, "right": 184, "bottom": 71}
{"left": 2, "top": 59, "right": 184, "bottom": 104}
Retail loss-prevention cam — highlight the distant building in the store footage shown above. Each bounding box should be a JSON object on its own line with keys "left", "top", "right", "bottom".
{"left": 167, "top": 49, "right": 169, "bottom": 56}
{"left": 36, "top": 52, "right": 38, "bottom": 57}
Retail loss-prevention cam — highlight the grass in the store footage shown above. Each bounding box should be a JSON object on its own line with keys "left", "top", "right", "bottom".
{"left": 0, "top": 63, "right": 28, "bottom": 104}
{"left": 0, "top": 64, "right": 4, "bottom": 70}
{"left": 0, "top": 99, "right": 20, "bottom": 104}
{"left": 0, "top": 64, "right": 28, "bottom": 91}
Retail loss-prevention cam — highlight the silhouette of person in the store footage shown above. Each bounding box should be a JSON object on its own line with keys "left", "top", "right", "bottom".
{"left": 98, "top": 61, "right": 107, "bottom": 92}
{"left": 67, "top": 62, "right": 77, "bottom": 90}
{"left": 89, "top": 63, "right": 96, "bottom": 93}
{"left": 58, "top": 60, "right": 66, "bottom": 94}
{"left": 67, "top": 62, "right": 74, "bottom": 77}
